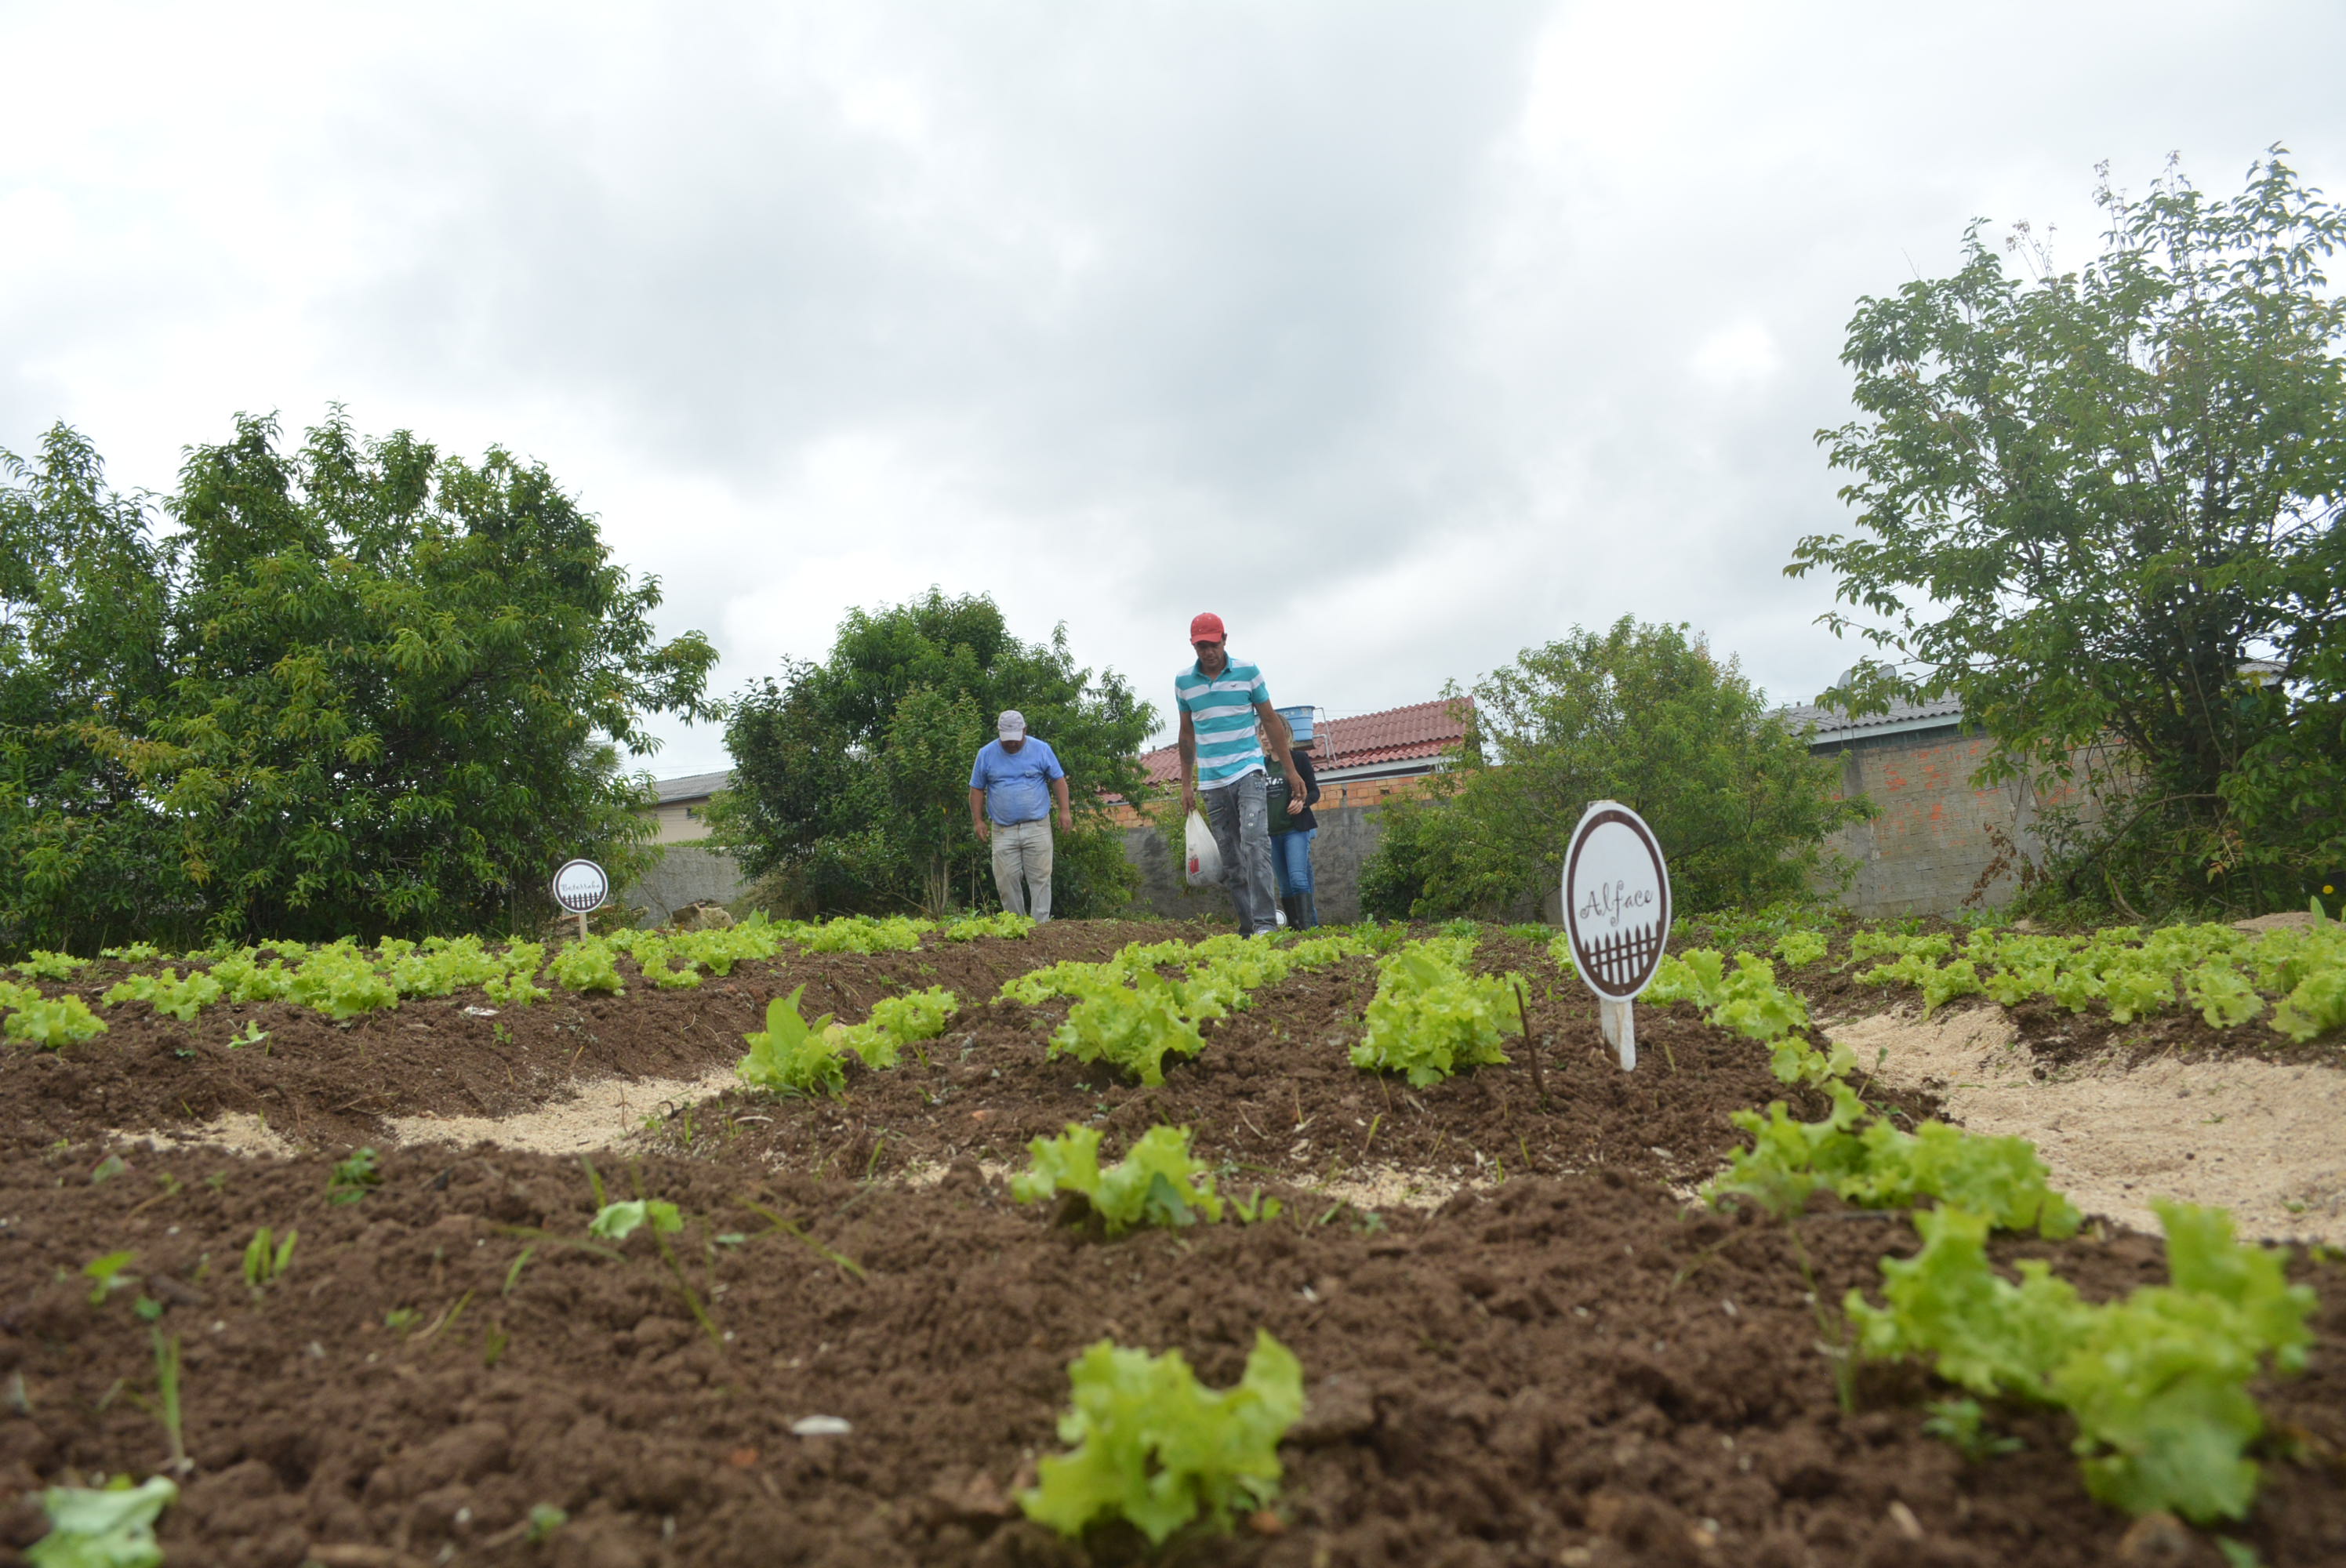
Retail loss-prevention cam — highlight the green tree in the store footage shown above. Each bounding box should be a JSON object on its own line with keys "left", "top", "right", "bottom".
{"left": 713, "top": 590, "right": 1155, "bottom": 917}
{"left": 1790, "top": 152, "right": 2346, "bottom": 916}
{"left": 1358, "top": 618, "right": 1865, "bottom": 919}
{"left": 0, "top": 412, "right": 716, "bottom": 952}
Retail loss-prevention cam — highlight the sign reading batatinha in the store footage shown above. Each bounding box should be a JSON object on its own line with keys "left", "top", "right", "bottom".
{"left": 550, "top": 858, "right": 610, "bottom": 916}
{"left": 1560, "top": 800, "right": 1671, "bottom": 1069}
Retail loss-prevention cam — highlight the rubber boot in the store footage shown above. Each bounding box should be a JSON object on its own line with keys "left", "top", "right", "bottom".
{"left": 1299, "top": 891, "right": 1318, "bottom": 930}
{"left": 1283, "top": 894, "right": 1313, "bottom": 931}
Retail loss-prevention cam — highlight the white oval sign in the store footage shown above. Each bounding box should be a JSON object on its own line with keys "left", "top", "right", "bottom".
{"left": 1562, "top": 801, "right": 1671, "bottom": 1002}
{"left": 550, "top": 858, "right": 611, "bottom": 915}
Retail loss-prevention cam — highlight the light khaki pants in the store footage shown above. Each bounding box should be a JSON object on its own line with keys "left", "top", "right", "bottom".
{"left": 990, "top": 818, "right": 1054, "bottom": 921}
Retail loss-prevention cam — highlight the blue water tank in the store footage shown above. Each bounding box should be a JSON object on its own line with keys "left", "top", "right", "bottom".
{"left": 1276, "top": 704, "right": 1315, "bottom": 743}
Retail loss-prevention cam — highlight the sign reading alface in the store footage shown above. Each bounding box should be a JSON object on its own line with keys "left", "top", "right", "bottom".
{"left": 1561, "top": 801, "right": 1672, "bottom": 1002}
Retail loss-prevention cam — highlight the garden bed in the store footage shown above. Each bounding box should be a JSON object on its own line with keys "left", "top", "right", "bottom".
{"left": 0, "top": 920, "right": 2338, "bottom": 1566}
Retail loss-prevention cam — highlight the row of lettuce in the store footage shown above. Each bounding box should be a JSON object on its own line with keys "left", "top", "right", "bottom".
{"left": 23, "top": 922, "right": 2330, "bottom": 1559}
{"left": 0, "top": 912, "right": 1036, "bottom": 1048}
{"left": 721, "top": 924, "right": 2320, "bottom": 1544}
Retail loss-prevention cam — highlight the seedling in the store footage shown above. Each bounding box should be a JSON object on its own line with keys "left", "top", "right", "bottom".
{"left": 224, "top": 1023, "right": 269, "bottom": 1050}
{"left": 384, "top": 1307, "right": 423, "bottom": 1334}
{"left": 27, "top": 1476, "right": 177, "bottom": 1566}
{"left": 151, "top": 1330, "right": 187, "bottom": 1472}
{"left": 1231, "top": 1189, "right": 1284, "bottom": 1225}
{"left": 82, "top": 1251, "right": 140, "bottom": 1306}
{"left": 1922, "top": 1398, "right": 2023, "bottom": 1461}
{"left": 526, "top": 1504, "right": 569, "bottom": 1544}
{"left": 328, "top": 1147, "right": 382, "bottom": 1205}
{"left": 242, "top": 1227, "right": 297, "bottom": 1296}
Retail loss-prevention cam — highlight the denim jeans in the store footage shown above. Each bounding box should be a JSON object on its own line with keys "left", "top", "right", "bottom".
{"left": 990, "top": 818, "right": 1053, "bottom": 921}
{"left": 1272, "top": 828, "right": 1316, "bottom": 896}
{"left": 1201, "top": 771, "right": 1277, "bottom": 935}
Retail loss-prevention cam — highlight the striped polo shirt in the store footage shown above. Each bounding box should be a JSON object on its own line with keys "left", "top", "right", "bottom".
{"left": 1175, "top": 655, "right": 1271, "bottom": 787}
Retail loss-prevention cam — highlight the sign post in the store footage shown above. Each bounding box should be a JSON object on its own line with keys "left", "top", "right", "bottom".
{"left": 1560, "top": 801, "right": 1672, "bottom": 1071}
{"left": 550, "top": 858, "right": 611, "bottom": 942}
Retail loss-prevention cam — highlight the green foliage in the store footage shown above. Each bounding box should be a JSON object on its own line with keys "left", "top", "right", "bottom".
{"left": 1711, "top": 1080, "right": 2081, "bottom": 1236}
{"left": 547, "top": 938, "right": 625, "bottom": 995}
{"left": 588, "top": 1199, "right": 683, "bottom": 1241}
{"left": 785, "top": 915, "right": 930, "bottom": 953}
{"left": 715, "top": 589, "right": 1155, "bottom": 918}
{"left": 285, "top": 943, "right": 399, "bottom": 1019}
{"left": 835, "top": 985, "right": 959, "bottom": 1069}
{"left": 1847, "top": 1202, "right": 2316, "bottom": 1523}
{"left": 328, "top": 1147, "right": 381, "bottom": 1206}
{"left": 944, "top": 911, "right": 1037, "bottom": 942}
{"left": 5, "top": 992, "right": 107, "bottom": 1049}
{"left": 1009, "top": 931, "right": 1367, "bottom": 1087}
{"left": 1019, "top": 1330, "right": 1304, "bottom": 1544}
{"left": 737, "top": 985, "right": 847, "bottom": 1098}
{"left": 100, "top": 967, "right": 223, "bottom": 1022}
{"left": 100, "top": 943, "right": 160, "bottom": 963}
{"left": 1050, "top": 973, "right": 1205, "bottom": 1087}
{"left": 1791, "top": 154, "right": 2346, "bottom": 916}
{"left": 1920, "top": 1398, "right": 2022, "bottom": 1461}
{"left": 27, "top": 1476, "right": 176, "bottom": 1568}
{"left": 1356, "top": 621, "right": 1866, "bottom": 919}
{"left": 1349, "top": 938, "right": 1520, "bottom": 1087}
{"left": 1644, "top": 948, "right": 1813, "bottom": 1043}
{"left": 1851, "top": 921, "right": 2346, "bottom": 1038}
{"left": 242, "top": 1227, "right": 296, "bottom": 1294}
{"left": 483, "top": 942, "right": 551, "bottom": 1006}
{"left": 15, "top": 950, "right": 87, "bottom": 981}
{"left": 1012, "top": 1124, "right": 1223, "bottom": 1233}
{"left": 82, "top": 1251, "right": 138, "bottom": 1305}
{"left": 1774, "top": 930, "right": 1829, "bottom": 968}
{"left": 0, "top": 412, "right": 715, "bottom": 953}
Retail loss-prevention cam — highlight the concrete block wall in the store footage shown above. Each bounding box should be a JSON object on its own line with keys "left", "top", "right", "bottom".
{"left": 620, "top": 842, "right": 750, "bottom": 925}
{"left": 1816, "top": 730, "right": 2045, "bottom": 917}
{"left": 1119, "top": 803, "right": 1391, "bottom": 923}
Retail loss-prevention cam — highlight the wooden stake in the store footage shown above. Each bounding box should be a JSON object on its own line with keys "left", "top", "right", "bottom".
{"left": 1600, "top": 999, "right": 1636, "bottom": 1073}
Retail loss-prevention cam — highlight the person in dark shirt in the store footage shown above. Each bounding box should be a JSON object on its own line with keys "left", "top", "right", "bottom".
{"left": 1266, "top": 728, "right": 1323, "bottom": 930}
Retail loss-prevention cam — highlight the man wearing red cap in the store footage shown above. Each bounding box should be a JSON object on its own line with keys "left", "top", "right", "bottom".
{"left": 1175, "top": 612, "right": 1306, "bottom": 935}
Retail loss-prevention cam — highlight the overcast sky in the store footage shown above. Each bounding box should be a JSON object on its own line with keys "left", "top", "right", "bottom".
{"left": 7, "top": 2, "right": 2344, "bottom": 777}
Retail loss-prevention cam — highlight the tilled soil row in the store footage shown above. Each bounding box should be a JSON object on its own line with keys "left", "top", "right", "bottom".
{"left": 2, "top": 1141, "right": 2339, "bottom": 1568}
{"left": 11, "top": 926, "right": 1857, "bottom": 1194}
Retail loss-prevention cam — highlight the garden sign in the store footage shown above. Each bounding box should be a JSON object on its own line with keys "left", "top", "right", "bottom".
{"left": 1560, "top": 800, "right": 1671, "bottom": 1071}
{"left": 550, "top": 857, "right": 610, "bottom": 942}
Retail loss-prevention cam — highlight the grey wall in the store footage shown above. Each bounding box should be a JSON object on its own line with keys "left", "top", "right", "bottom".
{"left": 621, "top": 842, "right": 750, "bottom": 925}
{"left": 1119, "top": 804, "right": 1392, "bottom": 923}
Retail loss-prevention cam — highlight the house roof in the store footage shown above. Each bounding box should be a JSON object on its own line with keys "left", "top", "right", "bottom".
{"left": 1781, "top": 692, "right": 1966, "bottom": 745}
{"left": 1135, "top": 697, "right": 1469, "bottom": 787}
{"left": 652, "top": 770, "right": 735, "bottom": 805}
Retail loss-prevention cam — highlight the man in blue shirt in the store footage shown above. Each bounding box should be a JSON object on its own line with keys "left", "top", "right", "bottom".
{"left": 1176, "top": 612, "right": 1305, "bottom": 936}
{"left": 968, "top": 710, "right": 1072, "bottom": 922}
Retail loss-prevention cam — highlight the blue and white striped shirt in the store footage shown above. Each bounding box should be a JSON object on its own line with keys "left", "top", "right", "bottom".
{"left": 1175, "top": 655, "right": 1271, "bottom": 787}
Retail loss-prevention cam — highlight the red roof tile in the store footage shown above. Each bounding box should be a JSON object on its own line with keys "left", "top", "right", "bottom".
{"left": 1135, "top": 697, "right": 1469, "bottom": 786}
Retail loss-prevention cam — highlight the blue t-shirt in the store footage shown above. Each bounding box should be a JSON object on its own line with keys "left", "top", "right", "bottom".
{"left": 969, "top": 737, "right": 1065, "bottom": 825}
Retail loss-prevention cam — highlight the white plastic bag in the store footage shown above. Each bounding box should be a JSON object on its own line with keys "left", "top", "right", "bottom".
{"left": 1184, "top": 809, "right": 1222, "bottom": 887}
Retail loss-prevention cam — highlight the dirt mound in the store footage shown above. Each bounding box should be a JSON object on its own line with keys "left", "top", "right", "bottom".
{"left": 2, "top": 1140, "right": 2337, "bottom": 1566}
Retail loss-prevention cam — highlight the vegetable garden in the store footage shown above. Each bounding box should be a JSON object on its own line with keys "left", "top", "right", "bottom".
{"left": 0, "top": 914, "right": 2339, "bottom": 1566}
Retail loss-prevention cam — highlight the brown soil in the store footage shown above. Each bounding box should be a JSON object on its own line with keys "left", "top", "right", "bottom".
{"left": 0, "top": 922, "right": 2339, "bottom": 1566}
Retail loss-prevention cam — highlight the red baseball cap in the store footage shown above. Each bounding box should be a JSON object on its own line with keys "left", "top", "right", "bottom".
{"left": 1189, "top": 612, "right": 1226, "bottom": 644}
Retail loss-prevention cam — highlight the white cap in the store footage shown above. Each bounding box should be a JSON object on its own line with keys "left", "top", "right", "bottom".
{"left": 997, "top": 710, "right": 1026, "bottom": 739}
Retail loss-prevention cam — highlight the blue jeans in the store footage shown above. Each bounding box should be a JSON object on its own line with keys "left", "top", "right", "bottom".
{"left": 1272, "top": 828, "right": 1316, "bottom": 896}
{"left": 1201, "top": 771, "right": 1278, "bottom": 934}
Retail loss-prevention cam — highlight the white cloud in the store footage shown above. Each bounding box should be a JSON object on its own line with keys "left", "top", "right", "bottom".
{"left": 5, "top": 0, "right": 2344, "bottom": 779}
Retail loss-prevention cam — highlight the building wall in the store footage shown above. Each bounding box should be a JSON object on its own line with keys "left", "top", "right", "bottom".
{"left": 647, "top": 800, "right": 715, "bottom": 844}
{"left": 619, "top": 842, "right": 749, "bottom": 925}
{"left": 1118, "top": 802, "right": 1394, "bottom": 923}
{"left": 1814, "top": 728, "right": 2062, "bottom": 917}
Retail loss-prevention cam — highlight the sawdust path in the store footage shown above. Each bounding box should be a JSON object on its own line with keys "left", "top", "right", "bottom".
{"left": 1832, "top": 1004, "right": 2346, "bottom": 1245}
